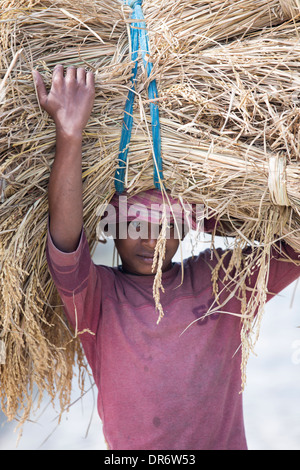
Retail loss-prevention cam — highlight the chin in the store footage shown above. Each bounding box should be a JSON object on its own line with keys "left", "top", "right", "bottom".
{"left": 138, "top": 266, "right": 156, "bottom": 276}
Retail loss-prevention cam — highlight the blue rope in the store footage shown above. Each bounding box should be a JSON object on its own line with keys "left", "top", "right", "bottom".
{"left": 115, "top": 0, "right": 163, "bottom": 193}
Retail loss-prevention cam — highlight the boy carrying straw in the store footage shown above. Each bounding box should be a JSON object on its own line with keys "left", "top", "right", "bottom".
{"left": 33, "top": 65, "right": 300, "bottom": 450}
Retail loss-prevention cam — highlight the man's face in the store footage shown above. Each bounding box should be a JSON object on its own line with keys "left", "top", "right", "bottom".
{"left": 114, "top": 221, "right": 181, "bottom": 276}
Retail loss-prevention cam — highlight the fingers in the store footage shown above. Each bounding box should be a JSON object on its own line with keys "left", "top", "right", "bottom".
{"left": 70, "top": 67, "right": 95, "bottom": 90}
{"left": 33, "top": 70, "right": 48, "bottom": 108}
{"left": 66, "top": 66, "right": 95, "bottom": 95}
{"left": 77, "top": 67, "right": 86, "bottom": 85}
{"left": 35, "top": 65, "right": 94, "bottom": 86}
{"left": 33, "top": 65, "right": 95, "bottom": 110}
{"left": 65, "top": 65, "right": 77, "bottom": 82}
{"left": 86, "top": 70, "right": 95, "bottom": 89}
{"left": 52, "top": 64, "right": 64, "bottom": 84}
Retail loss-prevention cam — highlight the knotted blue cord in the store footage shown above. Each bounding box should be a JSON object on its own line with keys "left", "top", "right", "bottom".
{"left": 115, "top": 0, "right": 163, "bottom": 193}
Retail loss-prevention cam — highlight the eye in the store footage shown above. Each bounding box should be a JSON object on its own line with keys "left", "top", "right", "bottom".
{"left": 130, "top": 221, "right": 142, "bottom": 231}
{"left": 161, "top": 223, "right": 174, "bottom": 230}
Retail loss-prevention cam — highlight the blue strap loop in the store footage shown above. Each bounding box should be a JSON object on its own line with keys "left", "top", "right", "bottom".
{"left": 126, "top": 0, "right": 142, "bottom": 6}
{"left": 115, "top": 0, "right": 163, "bottom": 193}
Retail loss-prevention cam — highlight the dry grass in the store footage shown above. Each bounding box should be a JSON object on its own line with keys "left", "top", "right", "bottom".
{"left": 1, "top": 0, "right": 300, "bottom": 427}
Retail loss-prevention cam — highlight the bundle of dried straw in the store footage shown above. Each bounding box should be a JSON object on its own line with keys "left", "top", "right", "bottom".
{"left": 1, "top": 0, "right": 300, "bottom": 427}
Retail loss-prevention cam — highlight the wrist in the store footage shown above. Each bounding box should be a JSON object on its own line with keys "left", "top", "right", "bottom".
{"left": 54, "top": 128, "right": 83, "bottom": 162}
{"left": 55, "top": 127, "right": 83, "bottom": 143}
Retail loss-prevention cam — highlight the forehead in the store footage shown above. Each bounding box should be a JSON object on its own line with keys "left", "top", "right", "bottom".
{"left": 101, "top": 192, "right": 199, "bottom": 227}
{"left": 117, "top": 220, "right": 177, "bottom": 240}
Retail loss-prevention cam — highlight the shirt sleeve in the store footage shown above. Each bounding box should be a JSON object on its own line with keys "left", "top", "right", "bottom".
{"left": 46, "top": 226, "right": 101, "bottom": 338}
{"left": 216, "top": 241, "right": 300, "bottom": 310}
{"left": 263, "top": 242, "right": 300, "bottom": 301}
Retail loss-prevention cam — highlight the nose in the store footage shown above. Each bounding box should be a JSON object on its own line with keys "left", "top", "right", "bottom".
{"left": 142, "top": 236, "right": 156, "bottom": 250}
{"left": 141, "top": 223, "right": 157, "bottom": 249}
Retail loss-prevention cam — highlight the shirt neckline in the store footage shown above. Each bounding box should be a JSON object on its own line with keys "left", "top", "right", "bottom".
{"left": 115, "top": 261, "right": 181, "bottom": 286}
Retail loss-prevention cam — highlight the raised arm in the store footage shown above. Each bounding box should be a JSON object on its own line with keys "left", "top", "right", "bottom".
{"left": 33, "top": 65, "right": 95, "bottom": 252}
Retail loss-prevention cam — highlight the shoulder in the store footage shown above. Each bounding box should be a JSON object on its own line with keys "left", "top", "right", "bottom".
{"left": 170, "top": 246, "right": 229, "bottom": 293}
{"left": 184, "top": 246, "right": 228, "bottom": 273}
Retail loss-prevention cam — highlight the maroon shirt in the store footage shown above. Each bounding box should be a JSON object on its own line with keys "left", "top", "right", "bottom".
{"left": 46, "top": 229, "right": 299, "bottom": 450}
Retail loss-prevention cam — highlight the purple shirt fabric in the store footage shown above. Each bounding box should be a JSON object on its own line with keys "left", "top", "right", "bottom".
{"left": 46, "top": 229, "right": 299, "bottom": 450}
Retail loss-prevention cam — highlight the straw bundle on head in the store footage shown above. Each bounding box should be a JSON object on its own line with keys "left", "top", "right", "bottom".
{"left": 1, "top": 0, "right": 300, "bottom": 426}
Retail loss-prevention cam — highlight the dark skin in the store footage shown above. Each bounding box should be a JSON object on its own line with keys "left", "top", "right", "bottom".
{"left": 34, "top": 65, "right": 179, "bottom": 275}
{"left": 34, "top": 65, "right": 95, "bottom": 253}
{"left": 115, "top": 222, "right": 180, "bottom": 276}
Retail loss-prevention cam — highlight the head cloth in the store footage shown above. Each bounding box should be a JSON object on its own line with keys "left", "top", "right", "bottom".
{"left": 98, "top": 189, "right": 217, "bottom": 237}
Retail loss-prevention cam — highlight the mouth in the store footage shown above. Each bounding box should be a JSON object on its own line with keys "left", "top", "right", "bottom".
{"left": 137, "top": 254, "right": 155, "bottom": 264}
